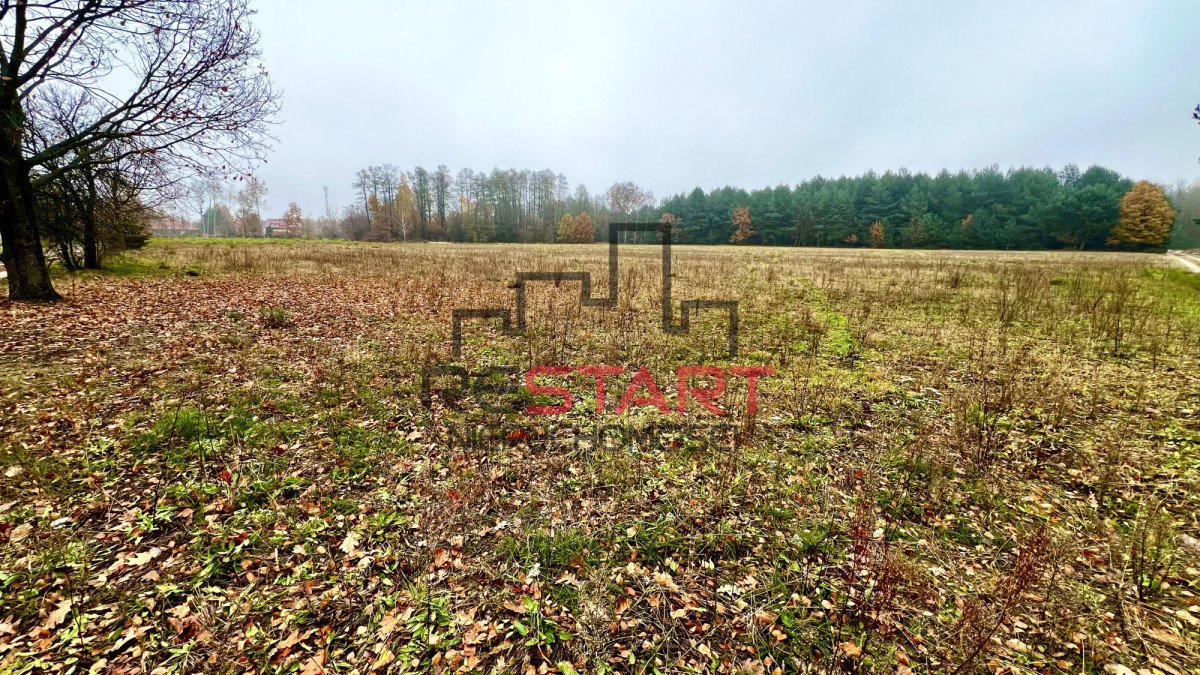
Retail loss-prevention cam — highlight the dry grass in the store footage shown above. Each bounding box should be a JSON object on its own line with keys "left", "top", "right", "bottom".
{"left": 1, "top": 239, "right": 1198, "bottom": 674}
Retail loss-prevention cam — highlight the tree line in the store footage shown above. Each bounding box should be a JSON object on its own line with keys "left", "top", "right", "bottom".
{"left": 299, "top": 162, "right": 1175, "bottom": 251}
{"left": 207, "top": 100, "right": 1194, "bottom": 249}
{"left": 321, "top": 166, "right": 656, "bottom": 243}
{"left": 660, "top": 165, "right": 1177, "bottom": 250}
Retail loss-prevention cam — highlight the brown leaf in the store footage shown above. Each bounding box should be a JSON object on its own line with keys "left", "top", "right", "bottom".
{"left": 277, "top": 629, "right": 303, "bottom": 651}
{"left": 1146, "top": 628, "right": 1183, "bottom": 648}
{"left": 44, "top": 599, "right": 73, "bottom": 631}
{"left": 299, "top": 651, "right": 326, "bottom": 675}
{"left": 379, "top": 609, "right": 401, "bottom": 636}
{"left": 9, "top": 523, "right": 32, "bottom": 542}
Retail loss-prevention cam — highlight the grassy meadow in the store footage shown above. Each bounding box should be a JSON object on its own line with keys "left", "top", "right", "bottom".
{"left": 2, "top": 239, "right": 1199, "bottom": 674}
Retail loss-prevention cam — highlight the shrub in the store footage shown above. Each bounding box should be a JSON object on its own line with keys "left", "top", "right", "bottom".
{"left": 258, "top": 305, "right": 293, "bottom": 328}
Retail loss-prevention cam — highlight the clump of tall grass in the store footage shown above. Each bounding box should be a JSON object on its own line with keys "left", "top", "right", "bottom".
{"left": 258, "top": 304, "right": 293, "bottom": 328}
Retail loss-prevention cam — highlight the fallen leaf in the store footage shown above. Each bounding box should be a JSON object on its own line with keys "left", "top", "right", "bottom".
{"left": 277, "top": 629, "right": 303, "bottom": 651}
{"left": 1005, "top": 638, "right": 1028, "bottom": 652}
{"left": 380, "top": 609, "right": 401, "bottom": 636}
{"left": 44, "top": 599, "right": 73, "bottom": 630}
{"left": 652, "top": 571, "right": 679, "bottom": 592}
{"left": 1146, "top": 628, "right": 1184, "bottom": 648}
{"left": 839, "top": 641, "right": 862, "bottom": 658}
{"left": 339, "top": 531, "right": 361, "bottom": 554}
{"left": 127, "top": 547, "right": 162, "bottom": 566}
{"left": 433, "top": 547, "right": 450, "bottom": 568}
{"left": 299, "top": 651, "right": 326, "bottom": 675}
{"left": 9, "top": 522, "right": 32, "bottom": 542}
{"left": 614, "top": 597, "right": 630, "bottom": 616}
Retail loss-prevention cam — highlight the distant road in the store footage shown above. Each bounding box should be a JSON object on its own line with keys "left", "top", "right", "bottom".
{"left": 1167, "top": 250, "right": 1200, "bottom": 273}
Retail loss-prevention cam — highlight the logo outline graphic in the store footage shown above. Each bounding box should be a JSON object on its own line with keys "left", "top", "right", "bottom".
{"left": 450, "top": 222, "right": 740, "bottom": 359}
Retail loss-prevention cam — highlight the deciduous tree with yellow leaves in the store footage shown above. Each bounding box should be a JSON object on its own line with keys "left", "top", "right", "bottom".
{"left": 556, "top": 212, "right": 595, "bottom": 243}
{"left": 556, "top": 213, "right": 577, "bottom": 243}
{"left": 1107, "top": 181, "right": 1175, "bottom": 249}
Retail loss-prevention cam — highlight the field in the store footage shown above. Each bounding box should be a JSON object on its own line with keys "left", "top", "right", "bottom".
{"left": 2, "top": 239, "right": 1199, "bottom": 674}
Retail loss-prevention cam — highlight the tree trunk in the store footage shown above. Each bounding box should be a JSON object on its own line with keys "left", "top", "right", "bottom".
{"left": 83, "top": 173, "right": 99, "bottom": 269}
{"left": 82, "top": 217, "right": 98, "bottom": 269}
{"left": 0, "top": 136, "right": 60, "bottom": 301}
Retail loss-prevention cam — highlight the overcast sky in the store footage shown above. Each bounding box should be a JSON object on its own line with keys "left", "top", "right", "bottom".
{"left": 250, "top": 0, "right": 1199, "bottom": 217}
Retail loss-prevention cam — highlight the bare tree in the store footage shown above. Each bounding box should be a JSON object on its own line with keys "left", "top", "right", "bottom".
{"left": 606, "top": 181, "right": 655, "bottom": 242}
{"left": 235, "top": 175, "right": 266, "bottom": 236}
{"left": 606, "top": 181, "right": 654, "bottom": 216}
{"left": 433, "top": 164, "right": 450, "bottom": 233}
{"left": 375, "top": 164, "right": 400, "bottom": 207}
{"left": 0, "top": 0, "right": 279, "bottom": 300}
{"left": 27, "top": 87, "right": 174, "bottom": 267}
{"left": 187, "top": 177, "right": 232, "bottom": 236}
{"left": 409, "top": 166, "right": 431, "bottom": 237}
{"left": 352, "top": 169, "right": 373, "bottom": 229}
{"left": 339, "top": 202, "right": 369, "bottom": 241}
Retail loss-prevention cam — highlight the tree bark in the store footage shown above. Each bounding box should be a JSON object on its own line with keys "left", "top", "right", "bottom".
{"left": 83, "top": 173, "right": 99, "bottom": 269}
{"left": 82, "top": 214, "right": 98, "bottom": 269}
{"left": 0, "top": 131, "right": 60, "bottom": 301}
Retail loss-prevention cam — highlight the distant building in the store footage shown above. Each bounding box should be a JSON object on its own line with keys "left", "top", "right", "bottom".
{"left": 264, "top": 218, "right": 302, "bottom": 238}
{"left": 149, "top": 216, "right": 199, "bottom": 237}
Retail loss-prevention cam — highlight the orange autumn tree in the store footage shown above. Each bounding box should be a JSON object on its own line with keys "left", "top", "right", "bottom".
{"left": 557, "top": 212, "right": 595, "bottom": 243}
{"left": 366, "top": 194, "right": 389, "bottom": 241}
{"left": 869, "top": 220, "right": 886, "bottom": 248}
{"left": 730, "top": 206, "right": 753, "bottom": 243}
{"left": 573, "top": 212, "right": 595, "bottom": 242}
{"left": 1107, "top": 181, "right": 1175, "bottom": 249}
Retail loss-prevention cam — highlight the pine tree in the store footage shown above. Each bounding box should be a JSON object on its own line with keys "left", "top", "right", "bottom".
{"left": 1108, "top": 181, "right": 1175, "bottom": 249}
{"left": 730, "top": 206, "right": 753, "bottom": 243}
